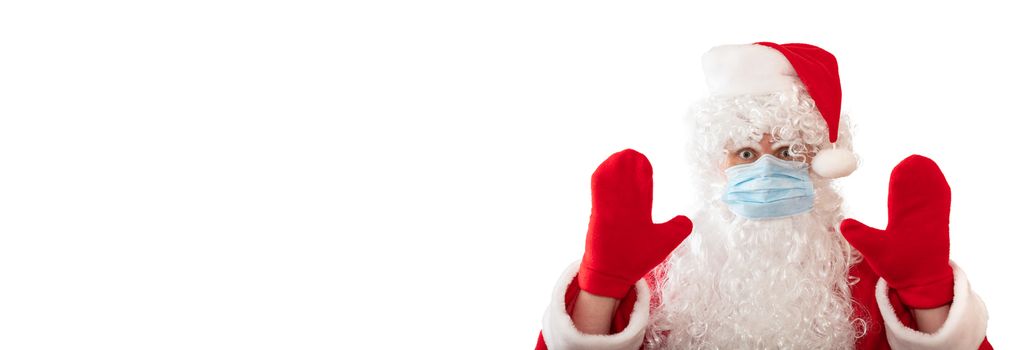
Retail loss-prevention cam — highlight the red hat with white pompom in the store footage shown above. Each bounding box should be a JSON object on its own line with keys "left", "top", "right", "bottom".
{"left": 701, "top": 42, "right": 858, "bottom": 178}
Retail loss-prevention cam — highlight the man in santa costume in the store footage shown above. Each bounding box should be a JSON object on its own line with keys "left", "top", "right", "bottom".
{"left": 535, "top": 42, "right": 992, "bottom": 349}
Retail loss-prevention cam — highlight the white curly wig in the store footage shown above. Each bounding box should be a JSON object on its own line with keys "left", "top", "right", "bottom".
{"left": 687, "top": 84, "right": 857, "bottom": 200}
{"left": 644, "top": 87, "right": 866, "bottom": 349}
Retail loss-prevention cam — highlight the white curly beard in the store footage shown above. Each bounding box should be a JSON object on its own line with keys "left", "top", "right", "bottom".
{"left": 645, "top": 186, "right": 863, "bottom": 349}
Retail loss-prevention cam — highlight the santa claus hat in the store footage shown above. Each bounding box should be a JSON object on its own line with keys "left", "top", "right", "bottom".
{"left": 702, "top": 42, "right": 857, "bottom": 178}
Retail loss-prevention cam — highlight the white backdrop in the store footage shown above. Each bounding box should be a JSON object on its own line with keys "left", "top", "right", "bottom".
{"left": 1, "top": 1, "right": 1020, "bottom": 349}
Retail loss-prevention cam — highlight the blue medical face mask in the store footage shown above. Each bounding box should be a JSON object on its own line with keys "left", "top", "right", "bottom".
{"left": 721, "top": 155, "right": 815, "bottom": 219}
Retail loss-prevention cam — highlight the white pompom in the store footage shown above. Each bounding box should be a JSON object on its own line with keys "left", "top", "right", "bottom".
{"left": 812, "top": 148, "right": 858, "bottom": 178}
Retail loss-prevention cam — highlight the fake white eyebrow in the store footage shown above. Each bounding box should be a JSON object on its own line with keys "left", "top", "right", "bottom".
{"left": 728, "top": 140, "right": 761, "bottom": 152}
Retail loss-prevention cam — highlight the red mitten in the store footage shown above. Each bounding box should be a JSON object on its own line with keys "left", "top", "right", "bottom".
{"left": 840, "top": 155, "right": 954, "bottom": 308}
{"left": 578, "top": 149, "right": 692, "bottom": 298}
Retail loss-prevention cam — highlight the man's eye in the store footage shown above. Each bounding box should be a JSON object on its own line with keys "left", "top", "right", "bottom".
{"left": 780, "top": 148, "right": 792, "bottom": 158}
{"left": 738, "top": 149, "right": 756, "bottom": 160}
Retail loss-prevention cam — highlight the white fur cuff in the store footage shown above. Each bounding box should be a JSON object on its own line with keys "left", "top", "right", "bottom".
{"left": 540, "top": 261, "right": 650, "bottom": 350}
{"left": 875, "top": 261, "right": 988, "bottom": 349}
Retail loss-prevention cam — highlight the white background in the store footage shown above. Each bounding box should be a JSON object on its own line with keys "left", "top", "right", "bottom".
{"left": 1, "top": 1, "right": 1020, "bottom": 349}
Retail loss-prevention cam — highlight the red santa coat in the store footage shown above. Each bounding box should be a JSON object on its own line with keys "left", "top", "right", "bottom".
{"left": 535, "top": 260, "right": 991, "bottom": 350}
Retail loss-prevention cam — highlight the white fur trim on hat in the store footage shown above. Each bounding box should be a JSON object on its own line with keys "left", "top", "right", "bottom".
{"left": 812, "top": 147, "right": 858, "bottom": 178}
{"left": 702, "top": 44, "right": 802, "bottom": 97}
